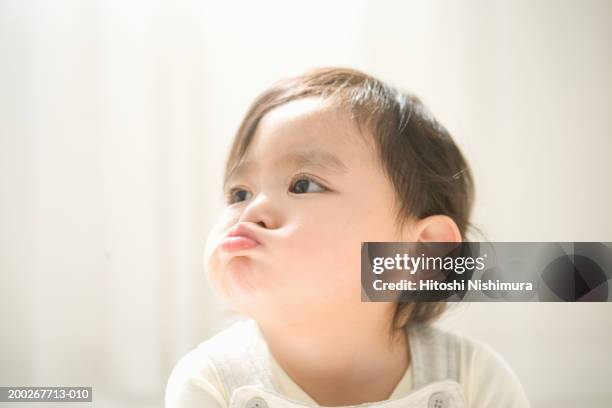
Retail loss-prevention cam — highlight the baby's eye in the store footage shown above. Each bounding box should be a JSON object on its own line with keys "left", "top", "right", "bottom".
{"left": 226, "top": 188, "right": 252, "bottom": 204}
{"left": 290, "top": 175, "right": 327, "bottom": 194}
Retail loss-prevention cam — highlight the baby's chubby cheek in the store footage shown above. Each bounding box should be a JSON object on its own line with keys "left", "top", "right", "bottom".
{"left": 202, "top": 218, "right": 357, "bottom": 303}
{"left": 203, "top": 221, "right": 230, "bottom": 297}
{"left": 287, "top": 221, "right": 363, "bottom": 300}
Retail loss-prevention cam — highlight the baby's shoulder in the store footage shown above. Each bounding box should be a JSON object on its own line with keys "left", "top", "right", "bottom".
{"left": 415, "top": 324, "right": 530, "bottom": 407}
{"left": 165, "top": 319, "right": 257, "bottom": 408}
{"left": 411, "top": 323, "right": 508, "bottom": 364}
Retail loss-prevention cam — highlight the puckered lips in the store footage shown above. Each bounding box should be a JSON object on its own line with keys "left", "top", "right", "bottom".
{"left": 220, "top": 223, "right": 262, "bottom": 252}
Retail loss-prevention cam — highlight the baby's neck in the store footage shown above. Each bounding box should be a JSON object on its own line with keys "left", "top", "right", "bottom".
{"left": 257, "top": 309, "right": 410, "bottom": 406}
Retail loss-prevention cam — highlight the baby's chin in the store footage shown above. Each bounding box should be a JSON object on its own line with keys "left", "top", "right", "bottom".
{"left": 218, "top": 255, "right": 271, "bottom": 304}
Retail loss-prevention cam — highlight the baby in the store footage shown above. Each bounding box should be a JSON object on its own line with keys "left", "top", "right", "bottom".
{"left": 165, "top": 67, "right": 530, "bottom": 408}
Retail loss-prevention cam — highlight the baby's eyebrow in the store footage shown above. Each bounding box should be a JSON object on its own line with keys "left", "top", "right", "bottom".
{"left": 224, "top": 149, "right": 348, "bottom": 190}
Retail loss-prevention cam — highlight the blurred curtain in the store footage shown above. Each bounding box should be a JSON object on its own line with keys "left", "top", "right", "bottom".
{"left": 0, "top": 1, "right": 218, "bottom": 405}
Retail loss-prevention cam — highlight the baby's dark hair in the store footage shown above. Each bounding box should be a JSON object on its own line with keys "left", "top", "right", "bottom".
{"left": 224, "top": 67, "right": 475, "bottom": 335}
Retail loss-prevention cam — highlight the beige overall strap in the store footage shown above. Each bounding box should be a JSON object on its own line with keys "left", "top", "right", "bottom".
{"left": 206, "top": 319, "right": 276, "bottom": 398}
{"left": 408, "top": 323, "right": 461, "bottom": 389}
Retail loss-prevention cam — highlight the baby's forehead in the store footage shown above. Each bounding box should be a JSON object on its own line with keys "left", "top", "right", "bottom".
{"left": 259, "top": 97, "right": 347, "bottom": 131}
{"left": 256, "top": 98, "right": 374, "bottom": 155}
{"left": 230, "top": 122, "right": 376, "bottom": 185}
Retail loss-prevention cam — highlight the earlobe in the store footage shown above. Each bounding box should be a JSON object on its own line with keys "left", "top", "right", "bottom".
{"left": 414, "top": 215, "right": 462, "bottom": 243}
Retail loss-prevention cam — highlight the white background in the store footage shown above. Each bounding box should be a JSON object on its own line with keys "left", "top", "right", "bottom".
{"left": 0, "top": 1, "right": 611, "bottom": 407}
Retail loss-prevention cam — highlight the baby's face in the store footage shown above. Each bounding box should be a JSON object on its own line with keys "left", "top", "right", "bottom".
{"left": 204, "top": 98, "right": 411, "bottom": 325}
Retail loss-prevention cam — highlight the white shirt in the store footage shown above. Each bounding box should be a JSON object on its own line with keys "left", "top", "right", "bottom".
{"left": 165, "top": 319, "right": 530, "bottom": 408}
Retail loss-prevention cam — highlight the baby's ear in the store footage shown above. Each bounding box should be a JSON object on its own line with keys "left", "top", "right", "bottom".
{"left": 413, "top": 215, "right": 462, "bottom": 243}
